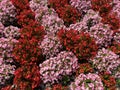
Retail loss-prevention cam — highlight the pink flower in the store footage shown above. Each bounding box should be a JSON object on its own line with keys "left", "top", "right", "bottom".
{"left": 39, "top": 51, "right": 78, "bottom": 84}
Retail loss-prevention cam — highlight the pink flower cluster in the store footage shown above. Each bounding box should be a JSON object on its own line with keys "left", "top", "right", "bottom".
{"left": 0, "top": 0, "right": 120, "bottom": 89}
{"left": 0, "top": 57, "right": 15, "bottom": 85}
{"left": 41, "top": 11, "right": 64, "bottom": 35}
{"left": 91, "top": 48, "right": 120, "bottom": 73}
{"left": 30, "top": 0, "right": 65, "bottom": 35}
{"left": 112, "top": 0, "right": 120, "bottom": 18}
{"left": 82, "top": 9, "right": 102, "bottom": 29}
{"left": 0, "top": 0, "right": 17, "bottom": 25}
{"left": 0, "top": 22, "right": 18, "bottom": 87}
{"left": 113, "top": 65, "right": 120, "bottom": 79}
{"left": 30, "top": 0, "right": 48, "bottom": 12}
{"left": 70, "top": 73, "right": 104, "bottom": 90}
{"left": 3, "top": 26, "right": 20, "bottom": 39}
{"left": 40, "top": 34, "right": 62, "bottom": 59}
{"left": 70, "top": 0, "right": 91, "bottom": 15}
{"left": 68, "top": 21, "right": 88, "bottom": 32}
{"left": 113, "top": 30, "right": 120, "bottom": 43}
{"left": 0, "top": 38, "right": 18, "bottom": 63}
{"left": 69, "top": 9, "right": 102, "bottom": 32}
{"left": 0, "top": 22, "right": 4, "bottom": 37}
{"left": 39, "top": 51, "right": 78, "bottom": 84}
{"left": 89, "top": 23, "right": 113, "bottom": 47}
{"left": 36, "top": 8, "right": 64, "bottom": 35}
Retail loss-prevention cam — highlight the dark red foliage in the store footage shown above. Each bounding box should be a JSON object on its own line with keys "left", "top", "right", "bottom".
{"left": 99, "top": 71, "right": 116, "bottom": 90}
{"left": 13, "top": 64, "right": 41, "bottom": 90}
{"left": 57, "top": 28, "right": 98, "bottom": 60}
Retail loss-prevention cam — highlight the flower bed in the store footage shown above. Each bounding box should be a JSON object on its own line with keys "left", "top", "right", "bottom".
{"left": 0, "top": 0, "right": 120, "bottom": 90}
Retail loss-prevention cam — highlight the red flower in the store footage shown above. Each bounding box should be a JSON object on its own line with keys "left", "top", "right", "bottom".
{"left": 76, "top": 63, "right": 94, "bottom": 76}
{"left": 102, "top": 13, "right": 120, "bottom": 30}
{"left": 13, "top": 22, "right": 45, "bottom": 65}
{"left": 48, "top": 0, "right": 81, "bottom": 27}
{"left": 99, "top": 71, "right": 116, "bottom": 90}
{"left": 57, "top": 28, "right": 98, "bottom": 61}
{"left": 1, "top": 85, "right": 14, "bottom": 90}
{"left": 56, "top": 5, "right": 81, "bottom": 26}
{"left": 16, "top": 9, "right": 35, "bottom": 26}
{"left": 45, "top": 84, "right": 68, "bottom": 90}
{"left": 48, "top": 0, "right": 69, "bottom": 9}
{"left": 91, "top": 0, "right": 113, "bottom": 13}
{"left": 10, "top": 0, "right": 29, "bottom": 10}
{"left": 13, "top": 64, "right": 41, "bottom": 90}
{"left": 99, "top": 3, "right": 113, "bottom": 17}
{"left": 107, "top": 41, "right": 120, "bottom": 55}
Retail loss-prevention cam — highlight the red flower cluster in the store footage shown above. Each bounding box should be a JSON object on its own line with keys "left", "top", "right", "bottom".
{"left": 16, "top": 9, "right": 35, "bottom": 26}
{"left": 46, "top": 84, "right": 68, "bottom": 90}
{"left": 48, "top": 0, "right": 81, "bottom": 27}
{"left": 13, "top": 64, "right": 41, "bottom": 90}
{"left": 11, "top": 0, "right": 29, "bottom": 11}
{"left": 1, "top": 85, "right": 14, "bottom": 90}
{"left": 19, "top": 21, "right": 45, "bottom": 40}
{"left": 1, "top": 64, "right": 41, "bottom": 90}
{"left": 99, "top": 71, "right": 116, "bottom": 90}
{"left": 57, "top": 28, "right": 98, "bottom": 61}
{"left": 48, "top": 0, "right": 69, "bottom": 9}
{"left": 76, "top": 63, "right": 94, "bottom": 76}
{"left": 5, "top": 0, "right": 45, "bottom": 89}
{"left": 102, "top": 13, "right": 120, "bottom": 31}
{"left": 13, "top": 21, "right": 45, "bottom": 65}
{"left": 91, "top": 0, "right": 120, "bottom": 32}
{"left": 56, "top": 5, "right": 81, "bottom": 27}
{"left": 91, "top": 0, "right": 113, "bottom": 17}
{"left": 108, "top": 41, "right": 120, "bottom": 55}
{"left": 11, "top": 0, "right": 35, "bottom": 27}
{"left": 11, "top": 0, "right": 45, "bottom": 65}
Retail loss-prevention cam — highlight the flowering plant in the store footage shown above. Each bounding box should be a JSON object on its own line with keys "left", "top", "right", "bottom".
{"left": 76, "top": 63, "right": 94, "bottom": 75}
{"left": 46, "top": 84, "right": 68, "bottom": 90}
{"left": 39, "top": 51, "right": 78, "bottom": 84}
{"left": 0, "top": 0, "right": 17, "bottom": 25}
{"left": 13, "top": 22, "right": 45, "bottom": 65}
{"left": 40, "top": 34, "right": 62, "bottom": 59}
{"left": 13, "top": 64, "right": 41, "bottom": 90}
{"left": 91, "top": 48, "right": 120, "bottom": 73}
{"left": 58, "top": 28, "right": 98, "bottom": 60}
{"left": 70, "top": 73, "right": 104, "bottom": 90}
{"left": 3, "top": 26, "right": 20, "bottom": 39}
{"left": 99, "top": 71, "right": 116, "bottom": 90}
{"left": 0, "top": 0, "right": 120, "bottom": 89}
{"left": 0, "top": 58, "right": 15, "bottom": 86}
{"left": 89, "top": 23, "right": 113, "bottom": 47}
{"left": 0, "top": 38, "right": 18, "bottom": 63}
